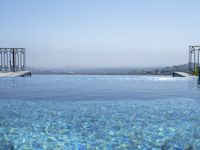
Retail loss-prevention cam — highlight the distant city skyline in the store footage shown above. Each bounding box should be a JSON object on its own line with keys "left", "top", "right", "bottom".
{"left": 0, "top": 0, "right": 200, "bottom": 68}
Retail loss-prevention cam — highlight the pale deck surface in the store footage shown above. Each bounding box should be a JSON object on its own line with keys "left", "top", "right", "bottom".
{"left": 0, "top": 71, "right": 31, "bottom": 77}
{"left": 173, "top": 72, "right": 190, "bottom": 77}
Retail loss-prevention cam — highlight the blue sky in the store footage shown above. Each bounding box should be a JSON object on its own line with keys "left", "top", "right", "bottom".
{"left": 0, "top": 0, "right": 200, "bottom": 68}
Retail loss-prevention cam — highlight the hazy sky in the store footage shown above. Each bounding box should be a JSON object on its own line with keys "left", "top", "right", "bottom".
{"left": 0, "top": 0, "right": 200, "bottom": 68}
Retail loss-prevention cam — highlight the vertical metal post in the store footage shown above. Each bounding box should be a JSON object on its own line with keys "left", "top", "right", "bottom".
{"left": 0, "top": 49, "right": 2, "bottom": 71}
{"left": 12, "top": 48, "right": 15, "bottom": 72}
{"left": 6, "top": 50, "right": 9, "bottom": 71}
{"left": 3, "top": 50, "right": 5, "bottom": 71}
{"left": 17, "top": 51, "right": 19, "bottom": 70}
{"left": 9, "top": 50, "right": 11, "bottom": 71}
{"left": 189, "top": 47, "right": 191, "bottom": 72}
{"left": 23, "top": 49, "right": 26, "bottom": 71}
{"left": 189, "top": 46, "right": 193, "bottom": 73}
{"left": 198, "top": 50, "right": 200, "bottom": 66}
{"left": 194, "top": 50, "right": 196, "bottom": 70}
{"left": 198, "top": 66, "right": 200, "bottom": 82}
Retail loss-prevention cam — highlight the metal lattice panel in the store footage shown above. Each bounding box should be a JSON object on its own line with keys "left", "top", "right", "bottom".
{"left": 0, "top": 48, "right": 26, "bottom": 72}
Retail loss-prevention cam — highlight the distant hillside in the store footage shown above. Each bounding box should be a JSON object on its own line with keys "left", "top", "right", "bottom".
{"left": 162, "top": 64, "right": 189, "bottom": 74}
{"left": 27, "top": 64, "right": 189, "bottom": 75}
{"left": 143, "top": 64, "right": 189, "bottom": 75}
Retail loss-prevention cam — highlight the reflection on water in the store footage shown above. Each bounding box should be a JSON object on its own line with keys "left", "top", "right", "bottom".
{"left": 197, "top": 76, "right": 200, "bottom": 88}
{"left": 187, "top": 76, "right": 198, "bottom": 89}
{"left": 0, "top": 75, "right": 200, "bottom": 149}
{"left": 188, "top": 76, "right": 200, "bottom": 89}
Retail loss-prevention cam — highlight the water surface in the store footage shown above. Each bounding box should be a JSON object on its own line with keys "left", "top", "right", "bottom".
{"left": 0, "top": 75, "right": 200, "bottom": 149}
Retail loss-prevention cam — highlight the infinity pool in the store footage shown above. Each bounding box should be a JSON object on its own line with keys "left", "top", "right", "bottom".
{"left": 0, "top": 75, "right": 200, "bottom": 149}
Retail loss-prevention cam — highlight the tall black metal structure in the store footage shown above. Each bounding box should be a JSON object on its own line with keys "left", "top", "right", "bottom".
{"left": 188, "top": 46, "right": 200, "bottom": 73}
{"left": 0, "top": 48, "right": 26, "bottom": 72}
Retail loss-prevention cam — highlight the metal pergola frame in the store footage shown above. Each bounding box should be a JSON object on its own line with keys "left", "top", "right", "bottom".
{"left": 0, "top": 48, "right": 26, "bottom": 72}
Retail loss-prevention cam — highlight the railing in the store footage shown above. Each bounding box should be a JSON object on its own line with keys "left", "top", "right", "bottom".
{"left": 0, "top": 48, "right": 25, "bottom": 72}
{"left": 189, "top": 46, "right": 200, "bottom": 73}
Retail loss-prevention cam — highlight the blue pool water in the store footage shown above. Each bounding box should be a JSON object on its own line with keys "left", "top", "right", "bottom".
{"left": 0, "top": 75, "right": 200, "bottom": 149}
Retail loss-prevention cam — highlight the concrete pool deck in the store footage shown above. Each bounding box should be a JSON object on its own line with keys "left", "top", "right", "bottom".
{"left": 0, "top": 71, "right": 31, "bottom": 77}
{"left": 172, "top": 72, "right": 190, "bottom": 77}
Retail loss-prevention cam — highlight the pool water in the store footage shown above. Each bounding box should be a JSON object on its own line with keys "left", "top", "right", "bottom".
{"left": 0, "top": 75, "right": 200, "bottom": 149}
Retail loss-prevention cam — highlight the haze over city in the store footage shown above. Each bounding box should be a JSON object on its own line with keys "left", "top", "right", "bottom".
{"left": 0, "top": 0, "right": 200, "bottom": 68}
